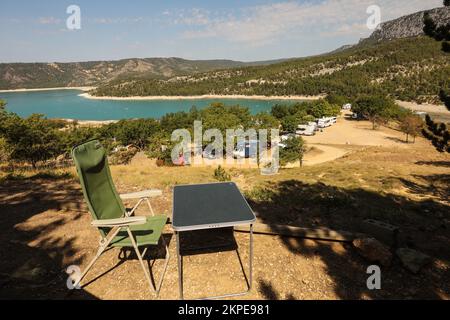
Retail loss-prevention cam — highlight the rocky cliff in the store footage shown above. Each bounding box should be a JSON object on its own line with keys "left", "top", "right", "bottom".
{"left": 362, "top": 6, "right": 450, "bottom": 43}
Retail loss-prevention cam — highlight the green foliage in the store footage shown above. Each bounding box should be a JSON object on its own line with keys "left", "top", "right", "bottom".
{"left": 423, "top": 13, "right": 438, "bottom": 38}
{"left": 326, "top": 94, "right": 349, "bottom": 107}
{"left": 421, "top": 7, "right": 450, "bottom": 151}
{"left": 307, "top": 100, "right": 341, "bottom": 119}
{"left": 145, "top": 131, "right": 174, "bottom": 165}
{"left": 0, "top": 59, "right": 250, "bottom": 90}
{"left": 213, "top": 165, "right": 231, "bottom": 182}
{"left": 353, "top": 96, "right": 397, "bottom": 129}
{"left": 0, "top": 113, "right": 62, "bottom": 168}
{"left": 442, "top": 41, "right": 450, "bottom": 53}
{"left": 202, "top": 103, "right": 252, "bottom": 132}
{"left": 423, "top": 115, "right": 450, "bottom": 152}
{"left": 439, "top": 89, "right": 450, "bottom": 111}
{"left": 0, "top": 137, "right": 9, "bottom": 163}
{"left": 92, "top": 37, "right": 449, "bottom": 104}
{"left": 252, "top": 112, "right": 280, "bottom": 131}
{"left": 0, "top": 99, "right": 6, "bottom": 109}
{"left": 271, "top": 100, "right": 341, "bottom": 132}
{"left": 422, "top": 11, "right": 450, "bottom": 55}
{"left": 160, "top": 109, "right": 197, "bottom": 134}
{"left": 279, "top": 136, "right": 306, "bottom": 167}
{"left": 110, "top": 147, "right": 138, "bottom": 165}
{"left": 399, "top": 114, "right": 423, "bottom": 143}
{"left": 61, "top": 125, "right": 103, "bottom": 154}
{"left": 105, "top": 118, "right": 160, "bottom": 150}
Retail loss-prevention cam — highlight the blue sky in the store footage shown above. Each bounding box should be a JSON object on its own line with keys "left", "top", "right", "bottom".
{"left": 0, "top": 0, "right": 444, "bottom": 63}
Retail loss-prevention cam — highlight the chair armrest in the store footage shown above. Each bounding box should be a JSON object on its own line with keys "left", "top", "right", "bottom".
{"left": 91, "top": 216, "right": 146, "bottom": 228}
{"left": 120, "top": 190, "right": 162, "bottom": 200}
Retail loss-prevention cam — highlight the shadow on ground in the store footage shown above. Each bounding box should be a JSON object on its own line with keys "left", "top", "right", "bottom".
{"left": 247, "top": 178, "right": 450, "bottom": 299}
{"left": 1, "top": 170, "right": 449, "bottom": 300}
{"left": 0, "top": 174, "right": 96, "bottom": 299}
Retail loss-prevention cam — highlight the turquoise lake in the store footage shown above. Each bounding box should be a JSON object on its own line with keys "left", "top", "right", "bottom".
{"left": 0, "top": 89, "right": 301, "bottom": 120}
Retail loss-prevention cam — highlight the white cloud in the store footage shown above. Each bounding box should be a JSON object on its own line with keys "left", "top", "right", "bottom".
{"left": 38, "top": 17, "right": 62, "bottom": 25}
{"left": 92, "top": 17, "right": 145, "bottom": 24}
{"left": 178, "top": 0, "right": 444, "bottom": 46}
{"left": 176, "top": 8, "right": 210, "bottom": 26}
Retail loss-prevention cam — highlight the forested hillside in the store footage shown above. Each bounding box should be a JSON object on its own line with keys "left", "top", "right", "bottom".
{"left": 0, "top": 58, "right": 270, "bottom": 90}
{"left": 93, "top": 37, "right": 450, "bottom": 103}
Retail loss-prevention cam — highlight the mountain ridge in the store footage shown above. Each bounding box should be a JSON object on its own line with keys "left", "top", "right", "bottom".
{"left": 1, "top": 6, "right": 449, "bottom": 92}
{"left": 0, "top": 57, "right": 291, "bottom": 90}
{"left": 361, "top": 6, "right": 450, "bottom": 44}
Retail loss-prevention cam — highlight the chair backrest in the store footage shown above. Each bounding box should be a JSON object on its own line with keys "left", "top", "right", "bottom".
{"left": 72, "top": 140, "right": 125, "bottom": 236}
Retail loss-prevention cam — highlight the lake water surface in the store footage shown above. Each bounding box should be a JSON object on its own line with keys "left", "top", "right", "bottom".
{"left": 0, "top": 89, "right": 301, "bottom": 120}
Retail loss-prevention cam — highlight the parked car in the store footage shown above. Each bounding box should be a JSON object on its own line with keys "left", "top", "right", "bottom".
{"left": 203, "top": 148, "right": 221, "bottom": 160}
{"left": 233, "top": 140, "right": 258, "bottom": 159}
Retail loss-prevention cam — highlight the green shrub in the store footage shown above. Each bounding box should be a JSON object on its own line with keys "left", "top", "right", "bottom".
{"left": 213, "top": 165, "right": 231, "bottom": 182}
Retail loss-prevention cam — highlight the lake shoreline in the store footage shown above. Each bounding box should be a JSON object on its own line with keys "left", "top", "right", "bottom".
{"left": 0, "top": 87, "right": 95, "bottom": 93}
{"left": 79, "top": 92, "right": 324, "bottom": 101}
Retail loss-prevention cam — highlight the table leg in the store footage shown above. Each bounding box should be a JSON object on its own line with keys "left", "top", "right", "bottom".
{"left": 176, "top": 231, "right": 184, "bottom": 300}
{"left": 249, "top": 223, "right": 253, "bottom": 291}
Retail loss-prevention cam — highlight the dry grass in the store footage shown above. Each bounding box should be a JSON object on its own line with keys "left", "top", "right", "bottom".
{"left": 1, "top": 125, "right": 449, "bottom": 300}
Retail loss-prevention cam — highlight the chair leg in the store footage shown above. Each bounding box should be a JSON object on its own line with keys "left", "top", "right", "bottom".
{"left": 145, "top": 198, "right": 155, "bottom": 216}
{"left": 126, "top": 228, "right": 170, "bottom": 297}
{"left": 126, "top": 228, "right": 157, "bottom": 293}
{"left": 73, "top": 228, "right": 121, "bottom": 289}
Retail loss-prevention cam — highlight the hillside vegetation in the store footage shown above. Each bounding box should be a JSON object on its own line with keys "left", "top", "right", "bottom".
{"left": 0, "top": 58, "right": 274, "bottom": 90}
{"left": 93, "top": 37, "right": 450, "bottom": 103}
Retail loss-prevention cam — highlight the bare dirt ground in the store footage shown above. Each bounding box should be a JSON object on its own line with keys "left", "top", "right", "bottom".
{"left": 0, "top": 118, "right": 449, "bottom": 300}
{"left": 396, "top": 101, "right": 450, "bottom": 124}
{"left": 294, "top": 113, "right": 421, "bottom": 166}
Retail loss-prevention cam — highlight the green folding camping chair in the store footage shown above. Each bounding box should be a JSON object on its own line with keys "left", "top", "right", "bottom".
{"left": 71, "top": 140, "right": 169, "bottom": 296}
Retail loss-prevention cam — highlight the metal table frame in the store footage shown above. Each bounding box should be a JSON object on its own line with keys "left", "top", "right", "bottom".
{"left": 172, "top": 182, "right": 256, "bottom": 300}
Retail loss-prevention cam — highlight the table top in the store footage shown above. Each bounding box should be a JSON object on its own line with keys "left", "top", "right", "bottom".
{"left": 172, "top": 182, "right": 256, "bottom": 231}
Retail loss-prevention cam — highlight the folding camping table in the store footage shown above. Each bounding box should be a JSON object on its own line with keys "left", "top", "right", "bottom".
{"left": 172, "top": 182, "right": 256, "bottom": 300}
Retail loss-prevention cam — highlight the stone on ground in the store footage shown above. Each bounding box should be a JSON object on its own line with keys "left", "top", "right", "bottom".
{"left": 352, "top": 237, "right": 392, "bottom": 267}
{"left": 396, "top": 248, "right": 431, "bottom": 274}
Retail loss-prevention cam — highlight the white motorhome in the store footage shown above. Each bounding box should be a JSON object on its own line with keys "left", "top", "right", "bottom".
{"left": 342, "top": 103, "right": 352, "bottom": 110}
{"left": 296, "top": 123, "right": 316, "bottom": 136}
{"left": 308, "top": 121, "right": 319, "bottom": 131}
{"left": 280, "top": 133, "right": 298, "bottom": 141}
{"left": 317, "top": 117, "right": 332, "bottom": 128}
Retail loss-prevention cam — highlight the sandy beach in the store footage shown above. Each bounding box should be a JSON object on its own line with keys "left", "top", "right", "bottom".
{"left": 0, "top": 87, "right": 95, "bottom": 93}
{"left": 79, "top": 92, "right": 324, "bottom": 101}
{"left": 64, "top": 119, "right": 118, "bottom": 126}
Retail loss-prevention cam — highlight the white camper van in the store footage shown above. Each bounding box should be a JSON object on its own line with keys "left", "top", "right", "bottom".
{"left": 296, "top": 123, "right": 316, "bottom": 136}
{"left": 317, "top": 117, "right": 332, "bottom": 128}
{"left": 342, "top": 103, "right": 352, "bottom": 110}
